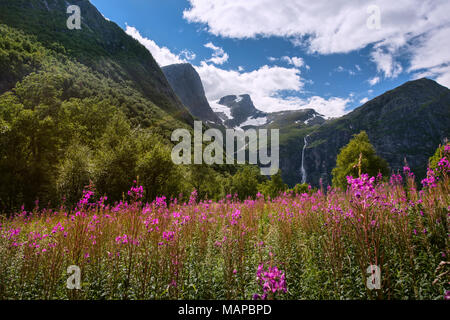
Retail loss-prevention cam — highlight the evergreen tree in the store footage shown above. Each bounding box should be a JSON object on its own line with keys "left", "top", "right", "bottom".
{"left": 332, "top": 131, "right": 389, "bottom": 189}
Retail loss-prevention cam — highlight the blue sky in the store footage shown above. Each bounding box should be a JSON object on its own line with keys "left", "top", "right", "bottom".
{"left": 90, "top": 0, "right": 450, "bottom": 118}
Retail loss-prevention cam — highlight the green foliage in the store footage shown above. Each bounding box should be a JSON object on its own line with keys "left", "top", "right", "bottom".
{"left": 428, "top": 142, "right": 449, "bottom": 170}
{"left": 229, "top": 166, "right": 261, "bottom": 200}
{"left": 56, "top": 142, "right": 93, "bottom": 205}
{"left": 0, "top": 24, "right": 198, "bottom": 211}
{"left": 188, "top": 164, "right": 223, "bottom": 201}
{"left": 291, "top": 183, "right": 316, "bottom": 195}
{"left": 332, "top": 131, "right": 389, "bottom": 189}
{"left": 258, "top": 170, "right": 287, "bottom": 198}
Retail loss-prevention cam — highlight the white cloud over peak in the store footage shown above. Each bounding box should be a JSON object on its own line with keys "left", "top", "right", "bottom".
{"left": 371, "top": 47, "right": 403, "bottom": 78}
{"left": 180, "top": 49, "right": 197, "bottom": 61}
{"left": 194, "top": 62, "right": 349, "bottom": 118}
{"left": 194, "top": 62, "right": 302, "bottom": 105}
{"left": 408, "top": 26, "right": 450, "bottom": 87}
{"left": 368, "top": 76, "right": 380, "bottom": 86}
{"left": 204, "top": 42, "right": 229, "bottom": 65}
{"left": 126, "top": 25, "right": 352, "bottom": 118}
{"left": 360, "top": 97, "right": 369, "bottom": 104}
{"left": 125, "top": 25, "right": 189, "bottom": 66}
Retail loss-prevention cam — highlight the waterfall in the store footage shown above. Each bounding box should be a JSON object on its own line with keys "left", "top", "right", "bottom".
{"left": 300, "top": 135, "right": 309, "bottom": 184}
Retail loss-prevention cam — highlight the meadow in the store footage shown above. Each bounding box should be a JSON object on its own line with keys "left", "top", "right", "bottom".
{"left": 0, "top": 148, "right": 448, "bottom": 300}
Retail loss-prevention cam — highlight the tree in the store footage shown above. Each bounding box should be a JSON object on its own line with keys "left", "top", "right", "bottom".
{"left": 258, "top": 170, "right": 287, "bottom": 198}
{"left": 230, "top": 166, "right": 260, "bottom": 200}
{"left": 56, "top": 142, "right": 93, "bottom": 206}
{"left": 189, "top": 164, "right": 221, "bottom": 201}
{"left": 136, "top": 134, "right": 187, "bottom": 202}
{"left": 292, "top": 183, "right": 311, "bottom": 195}
{"left": 332, "top": 131, "right": 389, "bottom": 189}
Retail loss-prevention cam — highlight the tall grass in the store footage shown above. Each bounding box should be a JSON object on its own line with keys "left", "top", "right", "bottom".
{"left": 0, "top": 152, "right": 449, "bottom": 300}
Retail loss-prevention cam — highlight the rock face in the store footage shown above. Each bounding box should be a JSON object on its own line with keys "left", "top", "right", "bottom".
{"left": 162, "top": 63, "right": 221, "bottom": 124}
{"left": 300, "top": 78, "right": 450, "bottom": 187}
{"left": 216, "top": 94, "right": 267, "bottom": 128}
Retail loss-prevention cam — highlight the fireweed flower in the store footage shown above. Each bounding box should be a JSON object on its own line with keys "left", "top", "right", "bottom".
{"left": 78, "top": 189, "right": 94, "bottom": 208}
{"left": 254, "top": 263, "right": 287, "bottom": 299}
{"left": 1, "top": 171, "right": 448, "bottom": 299}
{"left": 8, "top": 228, "right": 21, "bottom": 239}
{"left": 115, "top": 234, "right": 129, "bottom": 244}
{"left": 390, "top": 174, "right": 403, "bottom": 186}
{"left": 163, "top": 231, "right": 175, "bottom": 242}
{"left": 128, "top": 184, "right": 144, "bottom": 199}
{"left": 51, "top": 222, "right": 64, "bottom": 234}
{"left": 231, "top": 209, "right": 241, "bottom": 225}
{"left": 154, "top": 196, "right": 167, "bottom": 208}
{"left": 445, "top": 290, "right": 450, "bottom": 300}
{"left": 437, "top": 157, "right": 450, "bottom": 172}
{"left": 188, "top": 190, "right": 198, "bottom": 205}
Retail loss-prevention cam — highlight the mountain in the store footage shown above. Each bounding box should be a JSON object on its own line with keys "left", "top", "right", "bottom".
{"left": 286, "top": 78, "right": 450, "bottom": 187}
{"left": 2, "top": 0, "right": 448, "bottom": 196}
{"left": 214, "top": 94, "right": 267, "bottom": 128}
{"left": 265, "top": 109, "right": 325, "bottom": 128}
{"left": 206, "top": 79, "right": 449, "bottom": 187}
{"left": 0, "top": 0, "right": 192, "bottom": 126}
{"left": 162, "top": 63, "right": 222, "bottom": 125}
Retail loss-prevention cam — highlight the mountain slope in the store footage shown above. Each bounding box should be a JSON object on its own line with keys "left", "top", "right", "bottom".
{"left": 0, "top": 0, "right": 206, "bottom": 211}
{"left": 0, "top": 0, "right": 192, "bottom": 124}
{"left": 299, "top": 78, "right": 450, "bottom": 186}
{"left": 207, "top": 80, "right": 450, "bottom": 187}
{"left": 162, "top": 63, "right": 221, "bottom": 124}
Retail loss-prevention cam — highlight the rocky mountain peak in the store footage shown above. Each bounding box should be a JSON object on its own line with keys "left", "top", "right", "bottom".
{"left": 216, "top": 94, "right": 267, "bottom": 128}
{"left": 162, "top": 63, "right": 221, "bottom": 124}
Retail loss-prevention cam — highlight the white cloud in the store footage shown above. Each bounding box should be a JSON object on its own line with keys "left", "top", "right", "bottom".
{"left": 184, "top": 0, "right": 450, "bottom": 86}
{"left": 204, "top": 42, "right": 229, "bottom": 65}
{"left": 368, "top": 77, "right": 380, "bottom": 86}
{"left": 371, "top": 47, "right": 402, "bottom": 78}
{"left": 195, "top": 62, "right": 349, "bottom": 118}
{"left": 180, "top": 49, "right": 197, "bottom": 61}
{"left": 296, "top": 96, "right": 350, "bottom": 118}
{"left": 267, "top": 56, "right": 307, "bottom": 69}
{"left": 408, "top": 26, "right": 450, "bottom": 88}
{"left": 184, "top": 0, "right": 449, "bottom": 54}
{"left": 195, "top": 62, "right": 302, "bottom": 104}
{"left": 126, "top": 25, "right": 351, "bottom": 118}
{"left": 281, "top": 56, "right": 305, "bottom": 68}
{"left": 334, "top": 65, "right": 357, "bottom": 76}
{"left": 360, "top": 97, "right": 369, "bottom": 104}
{"left": 125, "top": 25, "right": 188, "bottom": 66}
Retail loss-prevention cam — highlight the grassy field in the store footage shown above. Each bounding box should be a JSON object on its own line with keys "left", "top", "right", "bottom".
{"left": 0, "top": 151, "right": 449, "bottom": 300}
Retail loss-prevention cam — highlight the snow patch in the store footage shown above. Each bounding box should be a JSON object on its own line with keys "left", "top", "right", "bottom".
{"left": 210, "top": 100, "right": 233, "bottom": 120}
{"left": 240, "top": 116, "right": 268, "bottom": 127}
{"left": 304, "top": 113, "right": 317, "bottom": 125}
